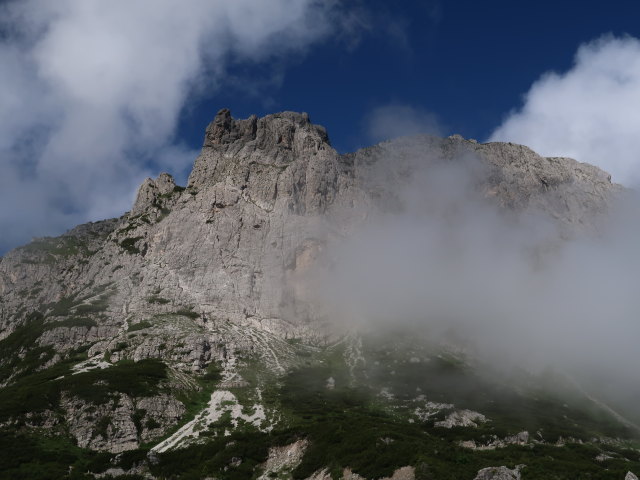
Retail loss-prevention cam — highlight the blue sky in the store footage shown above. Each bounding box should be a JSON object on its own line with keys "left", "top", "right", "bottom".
{"left": 179, "top": 0, "right": 640, "bottom": 153}
{"left": 1, "top": 0, "right": 640, "bottom": 253}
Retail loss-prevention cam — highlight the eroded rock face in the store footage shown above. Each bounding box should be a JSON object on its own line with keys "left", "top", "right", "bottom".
{"left": 131, "top": 173, "right": 177, "bottom": 216}
{"left": 0, "top": 109, "right": 623, "bottom": 454}
{"left": 473, "top": 465, "right": 523, "bottom": 480}
{"left": 1, "top": 109, "right": 620, "bottom": 344}
{"left": 460, "top": 431, "right": 530, "bottom": 450}
{"left": 434, "top": 409, "right": 487, "bottom": 428}
{"left": 306, "top": 466, "right": 416, "bottom": 480}
{"left": 62, "top": 393, "right": 185, "bottom": 453}
{"left": 258, "top": 439, "right": 309, "bottom": 480}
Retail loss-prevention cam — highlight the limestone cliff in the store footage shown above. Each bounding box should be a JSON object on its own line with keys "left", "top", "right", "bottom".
{"left": 0, "top": 109, "right": 623, "bottom": 459}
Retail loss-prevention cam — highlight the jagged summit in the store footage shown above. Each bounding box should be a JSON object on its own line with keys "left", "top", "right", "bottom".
{"left": 132, "top": 172, "right": 177, "bottom": 216}
{"left": 3, "top": 108, "right": 620, "bottom": 343}
{"left": 189, "top": 109, "right": 332, "bottom": 191}
{"left": 3, "top": 109, "right": 619, "bottom": 338}
{"left": 202, "top": 108, "right": 329, "bottom": 148}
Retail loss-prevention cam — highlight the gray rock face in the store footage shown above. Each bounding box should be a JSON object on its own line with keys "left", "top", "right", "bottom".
{"left": 131, "top": 172, "right": 177, "bottom": 216}
{"left": 309, "top": 466, "right": 415, "bottom": 480}
{"left": 0, "top": 109, "right": 622, "bottom": 453}
{"left": 473, "top": 465, "right": 523, "bottom": 480}
{"left": 347, "top": 134, "right": 619, "bottom": 234}
{"left": 1, "top": 109, "right": 620, "bottom": 343}
{"left": 434, "top": 409, "right": 487, "bottom": 428}
{"left": 62, "top": 392, "right": 185, "bottom": 453}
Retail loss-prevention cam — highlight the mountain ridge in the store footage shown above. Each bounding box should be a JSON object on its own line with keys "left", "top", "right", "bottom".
{"left": 0, "top": 109, "right": 635, "bottom": 480}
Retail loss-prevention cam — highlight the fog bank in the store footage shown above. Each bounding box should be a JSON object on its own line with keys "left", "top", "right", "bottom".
{"left": 310, "top": 144, "right": 640, "bottom": 417}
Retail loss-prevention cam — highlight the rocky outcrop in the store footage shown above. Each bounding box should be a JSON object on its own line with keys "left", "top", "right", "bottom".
{"left": 258, "top": 439, "right": 309, "bottom": 479}
{"left": 306, "top": 466, "right": 415, "bottom": 480}
{"left": 473, "top": 465, "right": 524, "bottom": 480}
{"left": 131, "top": 172, "right": 178, "bottom": 215}
{"left": 1, "top": 109, "right": 620, "bottom": 344}
{"left": 38, "top": 324, "right": 121, "bottom": 351}
{"left": 434, "top": 409, "right": 487, "bottom": 428}
{"left": 347, "top": 134, "right": 620, "bottom": 234}
{"left": 62, "top": 393, "right": 185, "bottom": 453}
{"left": 0, "top": 218, "right": 119, "bottom": 340}
{"left": 460, "top": 431, "right": 530, "bottom": 450}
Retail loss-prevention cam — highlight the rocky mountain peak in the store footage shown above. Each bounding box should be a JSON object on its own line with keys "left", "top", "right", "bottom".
{"left": 189, "top": 109, "right": 332, "bottom": 189}
{"left": 203, "top": 108, "right": 328, "bottom": 149}
{"left": 131, "top": 172, "right": 177, "bottom": 215}
{"left": 203, "top": 108, "right": 256, "bottom": 147}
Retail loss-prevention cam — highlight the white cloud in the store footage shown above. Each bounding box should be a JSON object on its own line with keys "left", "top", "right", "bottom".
{"left": 490, "top": 35, "right": 640, "bottom": 186}
{"left": 0, "top": 0, "right": 353, "bottom": 252}
{"left": 366, "top": 104, "right": 443, "bottom": 144}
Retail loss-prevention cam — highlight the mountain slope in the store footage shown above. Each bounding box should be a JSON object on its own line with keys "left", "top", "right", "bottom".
{"left": 0, "top": 109, "right": 635, "bottom": 480}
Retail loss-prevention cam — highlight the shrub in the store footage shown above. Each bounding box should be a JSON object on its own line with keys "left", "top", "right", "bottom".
{"left": 119, "top": 237, "right": 143, "bottom": 255}
{"left": 203, "top": 362, "right": 222, "bottom": 383}
{"left": 175, "top": 308, "right": 199, "bottom": 320}
{"left": 127, "top": 321, "right": 152, "bottom": 332}
{"left": 147, "top": 296, "right": 170, "bottom": 305}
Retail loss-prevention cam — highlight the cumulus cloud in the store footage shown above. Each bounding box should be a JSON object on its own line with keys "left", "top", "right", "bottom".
{"left": 366, "top": 104, "right": 443, "bottom": 143}
{"left": 490, "top": 35, "right": 640, "bottom": 186}
{"left": 0, "top": 0, "right": 354, "bottom": 253}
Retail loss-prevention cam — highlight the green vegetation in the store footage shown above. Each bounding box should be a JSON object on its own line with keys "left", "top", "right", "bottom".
{"left": 49, "top": 295, "right": 81, "bottom": 317}
{"left": 64, "top": 359, "right": 167, "bottom": 404}
{"left": 360, "top": 341, "right": 636, "bottom": 442}
{"left": 119, "top": 236, "right": 143, "bottom": 254}
{"left": 46, "top": 284, "right": 114, "bottom": 318}
{"left": 117, "top": 214, "right": 152, "bottom": 235}
{"left": 0, "top": 360, "right": 70, "bottom": 424}
{"left": 19, "top": 235, "right": 95, "bottom": 264}
{"left": 150, "top": 430, "right": 274, "bottom": 480}
{"left": 0, "top": 430, "right": 113, "bottom": 479}
{"left": 132, "top": 409, "right": 146, "bottom": 435}
{"left": 0, "top": 358, "right": 168, "bottom": 423}
{"left": 151, "top": 198, "right": 171, "bottom": 221}
{"left": 143, "top": 354, "right": 640, "bottom": 480}
{"left": 127, "top": 321, "right": 153, "bottom": 332}
{"left": 53, "top": 317, "right": 98, "bottom": 329}
{"left": 175, "top": 307, "right": 199, "bottom": 320}
{"left": 145, "top": 417, "right": 161, "bottom": 430}
{"left": 279, "top": 365, "right": 428, "bottom": 478}
{"left": 203, "top": 361, "right": 223, "bottom": 382}
{"left": 74, "top": 294, "right": 111, "bottom": 314}
{"left": 93, "top": 416, "right": 112, "bottom": 440}
{"left": 147, "top": 295, "right": 170, "bottom": 305}
{"left": 158, "top": 185, "right": 185, "bottom": 199}
{"left": 0, "top": 321, "right": 93, "bottom": 383}
{"left": 1, "top": 326, "right": 639, "bottom": 479}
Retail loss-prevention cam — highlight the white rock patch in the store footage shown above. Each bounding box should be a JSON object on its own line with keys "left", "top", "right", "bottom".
{"left": 435, "top": 409, "right": 487, "bottom": 428}
{"left": 151, "top": 389, "right": 268, "bottom": 453}
{"left": 257, "top": 439, "right": 309, "bottom": 479}
{"left": 71, "top": 355, "right": 112, "bottom": 375}
{"left": 414, "top": 401, "right": 454, "bottom": 421}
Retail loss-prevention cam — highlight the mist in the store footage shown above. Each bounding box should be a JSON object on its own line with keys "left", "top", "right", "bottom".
{"left": 309, "top": 141, "right": 640, "bottom": 420}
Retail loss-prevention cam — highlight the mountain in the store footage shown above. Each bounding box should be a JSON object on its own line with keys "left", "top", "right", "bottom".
{"left": 0, "top": 109, "right": 637, "bottom": 480}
